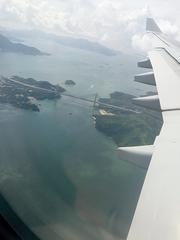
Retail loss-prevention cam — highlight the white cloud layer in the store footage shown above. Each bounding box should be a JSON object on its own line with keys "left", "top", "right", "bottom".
{"left": 0, "top": 0, "right": 180, "bottom": 53}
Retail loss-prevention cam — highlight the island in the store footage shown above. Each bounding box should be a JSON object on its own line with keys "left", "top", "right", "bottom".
{"left": 0, "top": 76, "right": 65, "bottom": 111}
{"left": 65, "top": 80, "right": 76, "bottom": 86}
{"left": 94, "top": 91, "right": 162, "bottom": 146}
{"left": 0, "top": 34, "right": 49, "bottom": 56}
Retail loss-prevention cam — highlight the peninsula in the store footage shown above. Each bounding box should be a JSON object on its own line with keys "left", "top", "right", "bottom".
{"left": 95, "top": 91, "right": 162, "bottom": 146}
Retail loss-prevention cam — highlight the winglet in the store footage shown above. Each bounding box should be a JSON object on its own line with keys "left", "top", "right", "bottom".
{"left": 146, "top": 18, "right": 162, "bottom": 33}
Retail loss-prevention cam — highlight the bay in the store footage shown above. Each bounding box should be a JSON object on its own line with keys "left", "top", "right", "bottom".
{"left": 0, "top": 41, "right": 150, "bottom": 240}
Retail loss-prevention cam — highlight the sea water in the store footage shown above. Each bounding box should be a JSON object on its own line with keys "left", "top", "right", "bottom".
{"left": 0, "top": 40, "right": 150, "bottom": 240}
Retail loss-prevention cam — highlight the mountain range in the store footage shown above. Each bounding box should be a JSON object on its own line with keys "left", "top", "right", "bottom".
{"left": 0, "top": 33, "right": 48, "bottom": 56}
{"left": 3, "top": 29, "right": 120, "bottom": 56}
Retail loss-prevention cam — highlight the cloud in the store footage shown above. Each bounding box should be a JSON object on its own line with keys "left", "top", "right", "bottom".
{"left": 0, "top": 0, "right": 180, "bottom": 53}
{"left": 132, "top": 34, "right": 152, "bottom": 53}
{"left": 131, "top": 19, "right": 180, "bottom": 53}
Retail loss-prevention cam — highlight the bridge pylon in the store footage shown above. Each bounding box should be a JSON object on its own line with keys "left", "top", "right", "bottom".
{"left": 93, "top": 93, "right": 98, "bottom": 108}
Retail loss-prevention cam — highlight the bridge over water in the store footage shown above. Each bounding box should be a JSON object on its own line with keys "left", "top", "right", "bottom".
{"left": 61, "top": 93, "right": 140, "bottom": 114}
{"left": 6, "top": 77, "right": 140, "bottom": 114}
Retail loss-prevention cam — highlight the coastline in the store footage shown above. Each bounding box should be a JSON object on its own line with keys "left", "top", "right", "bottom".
{"left": 0, "top": 76, "right": 65, "bottom": 111}
{"left": 94, "top": 91, "right": 162, "bottom": 146}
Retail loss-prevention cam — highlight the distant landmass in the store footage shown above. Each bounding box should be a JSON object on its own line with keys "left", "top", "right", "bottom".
{"left": 0, "top": 34, "right": 49, "bottom": 55}
{"left": 3, "top": 29, "right": 120, "bottom": 56}
{"left": 95, "top": 92, "right": 162, "bottom": 147}
{"left": 54, "top": 36, "right": 119, "bottom": 56}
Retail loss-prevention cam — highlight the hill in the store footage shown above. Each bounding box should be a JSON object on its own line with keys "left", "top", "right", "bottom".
{"left": 95, "top": 92, "right": 162, "bottom": 146}
{"left": 0, "top": 34, "right": 48, "bottom": 55}
{"left": 3, "top": 29, "right": 120, "bottom": 56}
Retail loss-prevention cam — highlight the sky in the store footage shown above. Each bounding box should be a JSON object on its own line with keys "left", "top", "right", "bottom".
{"left": 0, "top": 0, "right": 180, "bottom": 53}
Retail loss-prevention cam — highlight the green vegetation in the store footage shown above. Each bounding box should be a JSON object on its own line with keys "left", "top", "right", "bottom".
{"left": 65, "top": 80, "right": 76, "bottom": 86}
{"left": 95, "top": 92, "right": 162, "bottom": 146}
{"left": 0, "top": 76, "right": 65, "bottom": 111}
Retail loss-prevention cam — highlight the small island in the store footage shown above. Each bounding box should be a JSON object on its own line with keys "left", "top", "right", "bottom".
{"left": 65, "top": 80, "right": 76, "bottom": 86}
{"left": 0, "top": 76, "right": 65, "bottom": 111}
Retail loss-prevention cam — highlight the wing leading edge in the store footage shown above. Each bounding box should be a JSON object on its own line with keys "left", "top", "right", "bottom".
{"left": 126, "top": 18, "right": 180, "bottom": 240}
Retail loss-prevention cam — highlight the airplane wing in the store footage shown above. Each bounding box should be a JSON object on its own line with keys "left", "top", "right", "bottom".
{"left": 124, "top": 18, "right": 180, "bottom": 240}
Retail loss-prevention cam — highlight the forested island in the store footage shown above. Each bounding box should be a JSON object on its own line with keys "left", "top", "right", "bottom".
{"left": 95, "top": 92, "right": 162, "bottom": 146}
{"left": 0, "top": 76, "right": 65, "bottom": 111}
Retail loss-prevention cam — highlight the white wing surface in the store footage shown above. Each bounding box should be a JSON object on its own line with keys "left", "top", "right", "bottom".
{"left": 126, "top": 18, "right": 180, "bottom": 240}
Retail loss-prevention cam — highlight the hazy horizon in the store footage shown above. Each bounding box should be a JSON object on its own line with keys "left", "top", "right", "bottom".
{"left": 0, "top": 0, "right": 180, "bottom": 53}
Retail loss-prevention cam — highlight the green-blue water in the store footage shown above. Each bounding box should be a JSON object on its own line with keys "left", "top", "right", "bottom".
{"left": 0, "top": 41, "right": 149, "bottom": 240}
